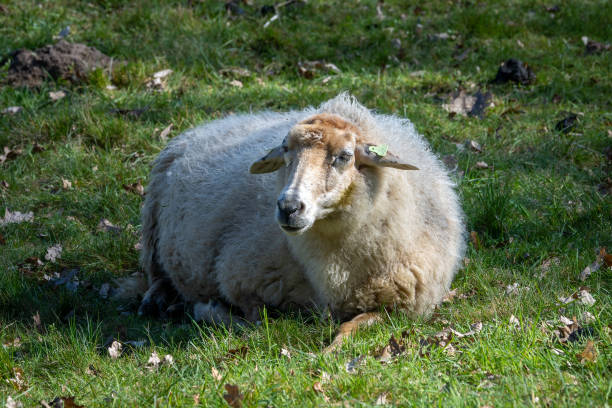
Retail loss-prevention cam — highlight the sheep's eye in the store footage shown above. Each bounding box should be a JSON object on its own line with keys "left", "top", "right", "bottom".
{"left": 333, "top": 152, "right": 353, "bottom": 167}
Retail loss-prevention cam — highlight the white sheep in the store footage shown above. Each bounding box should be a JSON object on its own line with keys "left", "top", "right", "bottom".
{"left": 129, "top": 93, "right": 466, "bottom": 350}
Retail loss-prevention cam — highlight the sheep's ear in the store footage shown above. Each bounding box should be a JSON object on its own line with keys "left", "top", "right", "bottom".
{"left": 355, "top": 143, "right": 419, "bottom": 171}
{"left": 250, "top": 146, "right": 285, "bottom": 174}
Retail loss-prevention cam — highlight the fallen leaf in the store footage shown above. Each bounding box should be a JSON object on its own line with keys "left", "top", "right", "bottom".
{"left": 555, "top": 114, "right": 578, "bottom": 133}
{"left": 576, "top": 340, "right": 597, "bottom": 363}
{"left": 280, "top": 347, "right": 291, "bottom": 359}
{"left": 85, "top": 365, "right": 100, "bottom": 376}
{"left": 583, "top": 38, "right": 611, "bottom": 55}
{"left": 32, "top": 311, "right": 43, "bottom": 332}
{"left": 229, "top": 79, "right": 243, "bottom": 88}
{"left": 0, "top": 209, "right": 33, "bottom": 226}
{"left": 42, "top": 397, "right": 84, "bottom": 408}
{"left": 159, "top": 124, "right": 173, "bottom": 142}
{"left": 49, "top": 91, "right": 66, "bottom": 101}
{"left": 62, "top": 178, "right": 72, "bottom": 189}
{"left": 6, "top": 367, "right": 26, "bottom": 391}
{"left": 211, "top": 367, "right": 223, "bottom": 381}
{"left": 0, "top": 233, "right": 5, "bottom": 245}
{"left": 475, "top": 161, "right": 489, "bottom": 169}
{"left": 491, "top": 58, "right": 535, "bottom": 85}
{"left": 108, "top": 340, "right": 122, "bottom": 359}
{"left": 5, "top": 396, "right": 23, "bottom": 408}
{"left": 538, "top": 257, "right": 560, "bottom": 278}
{"left": 44, "top": 244, "right": 62, "bottom": 263}
{"left": 153, "top": 69, "right": 173, "bottom": 79}
{"left": 122, "top": 181, "right": 144, "bottom": 196}
{"left": 146, "top": 351, "right": 162, "bottom": 370}
{"left": 1, "top": 180, "right": 8, "bottom": 189}
{"left": 465, "top": 140, "right": 483, "bottom": 153}
{"left": 312, "top": 381, "right": 327, "bottom": 401}
{"left": 223, "top": 384, "right": 244, "bottom": 408}
{"left": 297, "top": 60, "right": 341, "bottom": 79}
{"left": 375, "top": 392, "right": 389, "bottom": 405}
{"left": 0, "top": 146, "right": 23, "bottom": 164}
{"left": 97, "top": 218, "right": 121, "bottom": 233}
{"left": 345, "top": 355, "right": 365, "bottom": 373}
{"left": 193, "top": 394, "right": 200, "bottom": 405}
{"left": 219, "top": 67, "right": 251, "bottom": 77}
{"left": 509, "top": 315, "right": 520, "bottom": 329}
{"left": 2, "top": 337, "right": 21, "bottom": 349}
{"left": 470, "top": 231, "right": 481, "bottom": 250}
{"left": 443, "top": 90, "right": 492, "bottom": 118}
{"left": 1, "top": 106, "right": 22, "bottom": 115}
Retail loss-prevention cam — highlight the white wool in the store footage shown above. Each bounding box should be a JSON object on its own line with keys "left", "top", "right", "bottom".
{"left": 138, "top": 93, "right": 466, "bottom": 320}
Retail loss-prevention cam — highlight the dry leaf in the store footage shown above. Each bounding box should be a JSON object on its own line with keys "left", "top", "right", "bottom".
{"left": 538, "top": 257, "right": 560, "bottom": 278}
{"left": 576, "top": 340, "right": 597, "bottom": 363}
{"left": 159, "top": 124, "right": 173, "bottom": 142}
{"left": 345, "top": 355, "right": 365, "bottom": 373}
{"left": 0, "top": 209, "right": 33, "bottom": 226}
{"left": 219, "top": 67, "right": 251, "bottom": 77}
{"left": 580, "top": 248, "right": 610, "bottom": 281}
{"left": 2, "top": 337, "right": 21, "bottom": 349}
{"left": 122, "top": 181, "right": 144, "bottom": 196}
{"left": 5, "top": 396, "right": 23, "bottom": 408}
{"left": 153, "top": 69, "right": 173, "bottom": 79}
{"left": 0, "top": 233, "right": 6, "bottom": 245}
{"left": 193, "top": 394, "right": 200, "bottom": 405}
{"left": 97, "top": 218, "right": 121, "bottom": 233}
{"left": 223, "top": 384, "right": 244, "bottom": 408}
{"left": 85, "top": 365, "right": 100, "bottom": 376}
{"left": 470, "top": 231, "right": 480, "bottom": 250}
{"left": 44, "top": 244, "right": 62, "bottom": 263}
{"left": 509, "top": 315, "right": 520, "bottom": 329}
{"left": 62, "top": 178, "right": 72, "bottom": 189}
{"left": 6, "top": 367, "right": 26, "bottom": 391}
{"left": 229, "top": 80, "right": 243, "bottom": 88}
{"left": 443, "top": 90, "right": 492, "bottom": 118}
{"left": 32, "top": 312, "right": 43, "bottom": 332}
{"left": 280, "top": 347, "right": 291, "bottom": 359}
{"left": 1, "top": 180, "right": 8, "bottom": 189}
{"left": 108, "top": 340, "right": 122, "bottom": 359}
{"left": 375, "top": 392, "right": 389, "bottom": 405}
{"left": 297, "top": 60, "right": 341, "bottom": 79}
{"left": 42, "top": 397, "right": 84, "bottom": 408}
{"left": 0, "top": 146, "right": 23, "bottom": 164}
{"left": 1, "top": 106, "right": 22, "bottom": 115}
{"left": 49, "top": 91, "right": 66, "bottom": 101}
{"left": 475, "top": 161, "right": 489, "bottom": 169}
{"left": 146, "top": 351, "right": 162, "bottom": 370}
{"left": 211, "top": 367, "right": 223, "bottom": 381}
{"left": 465, "top": 140, "right": 483, "bottom": 153}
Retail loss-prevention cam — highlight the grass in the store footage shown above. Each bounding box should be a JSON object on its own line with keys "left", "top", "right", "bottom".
{"left": 1, "top": 0, "right": 611, "bottom": 406}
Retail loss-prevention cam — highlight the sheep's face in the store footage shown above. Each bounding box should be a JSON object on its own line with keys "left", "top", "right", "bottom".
{"left": 250, "top": 114, "right": 418, "bottom": 235}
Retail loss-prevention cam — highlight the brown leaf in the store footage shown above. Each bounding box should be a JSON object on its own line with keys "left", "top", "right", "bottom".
{"left": 159, "top": 124, "right": 173, "bottom": 142}
{"left": 470, "top": 231, "right": 480, "bottom": 250}
{"left": 443, "top": 90, "right": 492, "bottom": 118}
{"left": 0, "top": 233, "right": 6, "bottom": 245}
{"left": 211, "top": 367, "right": 223, "bottom": 381}
{"left": 0, "top": 209, "right": 33, "bottom": 226}
{"left": 49, "top": 91, "right": 66, "bottom": 101}
{"left": 43, "top": 397, "right": 84, "bottom": 408}
{"left": 107, "top": 340, "right": 122, "bottom": 359}
{"left": 229, "top": 79, "right": 243, "bottom": 88}
{"left": 576, "top": 340, "right": 597, "bottom": 363}
{"left": 97, "top": 218, "right": 121, "bottom": 234}
{"left": 465, "top": 140, "right": 483, "bottom": 152}
{"left": 223, "top": 384, "right": 244, "bottom": 408}
{"left": 122, "top": 181, "right": 144, "bottom": 196}
{"left": 475, "top": 161, "right": 489, "bottom": 169}
{"left": 1, "top": 180, "right": 8, "bottom": 189}
{"left": 32, "top": 311, "right": 43, "bottom": 332}
{"left": 1, "top": 106, "right": 22, "bottom": 115}
{"left": 225, "top": 346, "right": 248, "bottom": 360}
{"left": 85, "top": 364, "right": 100, "bottom": 376}
{"left": 62, "top": 178, "right": 72, "bottom": 189}
{"left": 5, "top": 396, "right": 22, "bottom": 408}
{"left": 7, "top": 367, "right": 27, "bottom": 391}
{"left": 44, "top": 244, "right": 62, "bottom": 263}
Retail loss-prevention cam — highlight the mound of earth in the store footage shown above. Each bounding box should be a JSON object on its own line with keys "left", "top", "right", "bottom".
{"left": 1, "top": 40, "right": 112, "bottom": 88}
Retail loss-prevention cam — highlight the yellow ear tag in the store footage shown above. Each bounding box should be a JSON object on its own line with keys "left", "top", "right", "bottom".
{"left": 369, "top": 144, "right": 388, "bottom": 157}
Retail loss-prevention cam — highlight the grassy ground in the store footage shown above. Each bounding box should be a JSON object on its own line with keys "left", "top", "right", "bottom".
{"left": 1, "top": 0, "right": 611, "bottom": 406}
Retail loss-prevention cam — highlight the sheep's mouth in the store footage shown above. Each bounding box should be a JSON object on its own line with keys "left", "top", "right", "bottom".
{"left": 279, "top": 224, "right": 308, "bottom": 234}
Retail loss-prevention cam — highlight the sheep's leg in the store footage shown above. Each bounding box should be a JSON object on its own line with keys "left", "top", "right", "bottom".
{"left": 193, "top": 300, "right": 235, "bottom": 327}
{"left": 137, "top": 277, "right": 181, "bottom": 318}
{"left": 323, "top": 312, "right": 382, "bottom": 353}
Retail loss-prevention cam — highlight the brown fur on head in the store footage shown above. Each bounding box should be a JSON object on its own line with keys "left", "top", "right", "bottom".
{"left": 250, "top": 113, "right": 418, "bottom": 235}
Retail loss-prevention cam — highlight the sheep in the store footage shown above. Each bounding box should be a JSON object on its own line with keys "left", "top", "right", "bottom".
{"left": 129, "top": 93, "right": 466, "bottom": 350}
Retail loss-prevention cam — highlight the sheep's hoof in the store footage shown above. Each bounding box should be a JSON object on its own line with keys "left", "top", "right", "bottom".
{"left": 137, "top": 278, "right": 181, "bottom": 318}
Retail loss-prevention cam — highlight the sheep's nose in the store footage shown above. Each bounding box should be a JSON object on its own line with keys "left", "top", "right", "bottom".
{"left": 277, "top": 197, "right": 304, "bottom": 217}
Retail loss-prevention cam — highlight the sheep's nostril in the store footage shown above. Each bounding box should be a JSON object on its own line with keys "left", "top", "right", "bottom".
{"left": 278, "top": 198, "right": 304, "bottom": 216}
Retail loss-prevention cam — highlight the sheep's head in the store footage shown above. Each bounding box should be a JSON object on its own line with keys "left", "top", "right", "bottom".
{"left": 250, "top": 114, "right": 418, "bottom": 235}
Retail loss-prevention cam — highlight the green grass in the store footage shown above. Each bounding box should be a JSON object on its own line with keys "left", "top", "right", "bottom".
{"left": 1, "top": 0, "right": 610, "bottom": 406}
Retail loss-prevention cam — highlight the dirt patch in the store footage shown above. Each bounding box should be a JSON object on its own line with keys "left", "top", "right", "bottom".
{"left": 1, "top": 40, "right": 112, "bottom": 88}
